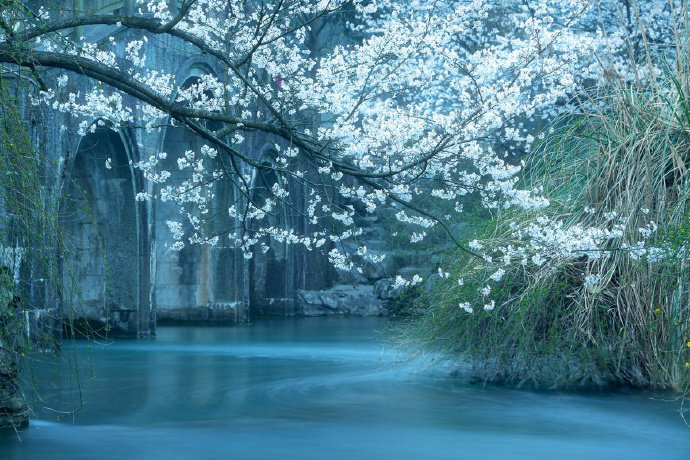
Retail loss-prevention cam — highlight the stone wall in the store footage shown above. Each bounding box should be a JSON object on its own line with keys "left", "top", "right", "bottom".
{"left": 10, "top": 11, "right": 341, "bottom": 336}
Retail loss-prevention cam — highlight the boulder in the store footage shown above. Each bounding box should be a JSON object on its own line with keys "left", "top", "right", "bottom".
{"left": 373, "top": 277, "right": 404, "bottom": 301}
{"left": 296, "top": 285, "right": 388, "bottom": 316}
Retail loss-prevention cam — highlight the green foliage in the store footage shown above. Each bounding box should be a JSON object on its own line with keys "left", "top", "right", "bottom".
{"left": 0, "top": 75, "right": 93, "bottom": 427}
{"left": 0, "top": 76, "right": 60, "bottom": 351}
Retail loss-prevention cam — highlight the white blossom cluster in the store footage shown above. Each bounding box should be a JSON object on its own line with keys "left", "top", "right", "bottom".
{"left": 4, "top": 0, "right": 684, "bottom": 295}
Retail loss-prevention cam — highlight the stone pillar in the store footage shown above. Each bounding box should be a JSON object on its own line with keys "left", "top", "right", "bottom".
{"left": 0, "top": 272, "right": 29, "bottom": 429}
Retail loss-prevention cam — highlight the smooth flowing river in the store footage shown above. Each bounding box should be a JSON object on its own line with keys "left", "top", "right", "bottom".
{"left": 1, "top": 318, "right": 688, "bottom": 459}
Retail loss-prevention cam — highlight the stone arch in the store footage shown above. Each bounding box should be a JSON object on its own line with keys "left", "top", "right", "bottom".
{"left": 60, "top": 121, "right": 151, "bottom": 336}
{"left": 152, "top": 60, "right": 223, "bottom": 158}
{"left": 173, "top": 58, "right": 218, "bottom": 90}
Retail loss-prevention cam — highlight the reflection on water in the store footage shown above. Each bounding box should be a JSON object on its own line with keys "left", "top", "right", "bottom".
{"left": 1, "top": 318, "right": 688, "bottom": 459}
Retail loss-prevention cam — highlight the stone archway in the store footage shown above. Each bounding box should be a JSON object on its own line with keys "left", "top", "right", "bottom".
{"left": 60, "top": 125, "right": 150, "bottom": 336}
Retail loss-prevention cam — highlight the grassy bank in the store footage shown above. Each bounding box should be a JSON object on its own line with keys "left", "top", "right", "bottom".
{"left": 408, "top": 58, "right": 690, "bottom": 391}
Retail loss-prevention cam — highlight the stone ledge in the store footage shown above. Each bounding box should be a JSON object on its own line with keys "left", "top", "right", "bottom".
{"left": 156, "top": 302, "right": 247, "bottom": 324}
{"left": 296, "top": 285, "right": 389, "bottom": 317}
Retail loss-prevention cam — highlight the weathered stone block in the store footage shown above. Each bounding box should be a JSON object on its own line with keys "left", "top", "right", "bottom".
{"left": 296, "top": 285, "right": 388, "bottom": 316}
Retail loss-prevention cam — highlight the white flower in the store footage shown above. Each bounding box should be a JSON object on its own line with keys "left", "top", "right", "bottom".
{"left": 469, "top": 240, "right": 483, "bottom": 251}
{"left": 166, "top": 220, "right": 184, "bottom": 240}
{"left": 459, "top": 302, "right": 473, "bottom": 314}
{"left": 490, "top": 268, "right": 505, "bottom": 282}
{"left": 584, "top": 273, "right": 601, "bottom": 289}
{"left": 392, "top": 275, "right": 409, "bottom": 289}
{"left": 105, "top": 158, "right": 112, "bottom": 169}
{"left": 410, "top": 232, "right": 426, "bottom": 243}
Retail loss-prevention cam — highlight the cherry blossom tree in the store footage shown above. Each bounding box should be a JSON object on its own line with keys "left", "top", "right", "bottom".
{"left": 0, "top": 0, "right": 682, "bottom": 295}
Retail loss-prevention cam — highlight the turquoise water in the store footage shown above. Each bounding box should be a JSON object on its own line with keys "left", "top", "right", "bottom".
{"left": 1, "top": 318, "right": 688, "bottom": 459}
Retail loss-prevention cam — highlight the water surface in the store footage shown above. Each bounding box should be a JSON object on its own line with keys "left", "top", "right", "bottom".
{"left": 1, "top": 318, "right": 687, "bottom": 459}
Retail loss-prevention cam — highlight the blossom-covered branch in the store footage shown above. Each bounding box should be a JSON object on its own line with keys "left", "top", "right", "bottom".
{"left": 0, "top": 0, "right": 681, "bottom": 288}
